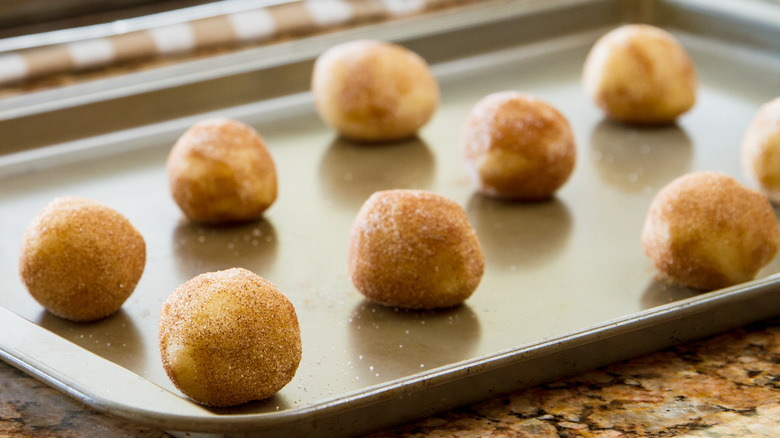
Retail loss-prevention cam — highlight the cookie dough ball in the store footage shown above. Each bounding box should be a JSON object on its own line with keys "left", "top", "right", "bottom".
{"left": 583, "top": 24, "right": 698, "bottom": 124}
{"left": 158, "top": 268, "right": 301, "bottom": 407}
{"left": 167, "top": 118, "right": 277, "bottom": 224}
{"left": 742, "top": 97, "right": 780, "bottom": 203}
{"left": 641, "top": 172, "right": 778, "bottom": 291}
{"left": 311, "top": 40, "right": 439, "bottom": 142}
{"left": 348, "top": 190, "right": 485, "bottom": 309}
{"left": 462, "top": 91, "right": 576, "bottom": 200}
{"left": 18, "top": 197, "right": 146, "bottom": 322}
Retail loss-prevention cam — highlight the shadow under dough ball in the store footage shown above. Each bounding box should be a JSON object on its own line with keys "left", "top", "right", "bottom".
{"left": 18, "top": 196, "right": 146, "bottom": 322}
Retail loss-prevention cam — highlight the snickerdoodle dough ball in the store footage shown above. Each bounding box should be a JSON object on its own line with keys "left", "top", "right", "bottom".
{"left": 583, "top": 24, "right": 698, "bottom": 124}
{"left": 641, "top": 172, "right": 778, "bottom": 291}
{"left": 462, "top": 91, "right": 576, "bottom": 200}
{"left": 311, "top": 40, "right": 439, "bottom": 142}
{"left": 167, "top": 118, "right": 277, "bottom": 224}
{"left": 348, "top": 190, "right": 485, "bottom": 309}
{"left": 742, "top": 97, "right": 780, "bottom": 203}
{"left": 18, "top": 197, "right": 146, "bottom": 322}
{"left": 158, "top": 268, "right": 301, "bottom": 407}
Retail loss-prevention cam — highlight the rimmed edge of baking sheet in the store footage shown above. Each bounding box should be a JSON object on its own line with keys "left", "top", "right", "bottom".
{"left": 2, "top": 274, "right": 779, "bottom": 435}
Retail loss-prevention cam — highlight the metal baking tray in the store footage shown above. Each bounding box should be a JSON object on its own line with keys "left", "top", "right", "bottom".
{"left": 2, "top": 0, "right": 780, "bottom": 437}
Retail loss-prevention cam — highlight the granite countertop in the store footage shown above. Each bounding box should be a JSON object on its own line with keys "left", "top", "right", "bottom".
{"left": 2, "top": 316, "right": 777, "bottom": 437}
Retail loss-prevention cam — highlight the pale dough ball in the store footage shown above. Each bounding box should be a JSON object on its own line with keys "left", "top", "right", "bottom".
{"left": 158, "top": 268, "right": 302, "bottom": 407}
{"left": 641, "top": 172, "right": 778, "bottom": 290}
{"left": 18, "top": 197, "right": 146, "bottom": 322}
{"left": 583, "top": 24, "right": 698, "bottom": 124}
{"left": 462, "top": 91, "right": 576, "bottom": 200}
{"left": 311, "top": 40, "right": 439, "bottom": 142}
{"left": 742, "top": 97, "right": 780, "bottom": 203}
{"left": 348, "top": 190, "right": 485, "bottom": 309}
{"left": 167, "top": 118, "right": 277, "bottom": 224}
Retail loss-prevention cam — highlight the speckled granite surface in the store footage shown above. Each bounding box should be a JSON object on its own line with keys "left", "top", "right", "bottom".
{"left": 367, "top": 317, "right": 780, "bottom": 438}
{"left": 1, "top": 317, "right": 777, "bottom": 437}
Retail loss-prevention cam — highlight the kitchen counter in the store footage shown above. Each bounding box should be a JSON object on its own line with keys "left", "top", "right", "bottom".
{"left": 2, "top": 316, "right": 777, "bottom": 437}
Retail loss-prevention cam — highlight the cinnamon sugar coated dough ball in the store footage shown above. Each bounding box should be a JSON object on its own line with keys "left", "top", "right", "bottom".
{"left": 641, "top": 172, "right": 778, "bottom": 291}
{"left": 348, "top": 190, "right": 485, "bottom": 309}
{"left": 167, "top": 118, "right": 277, "bottom": 224}
{"left": 158, "top": 268, "right": 302, "bottom": 407}
{"left": 18, "top": 197, "right": 146, "bottom": 322}
{"left": 311, "top": 40, "right": 439, "bottom": 142}
{"left": 742, "top": 97, "right": 780, "bottom": 203}
{"left": 462, "top": 91, "right": 576, "bottom": 200}
{"left": 583, "top": 24, "right": 697, "bottom": 124}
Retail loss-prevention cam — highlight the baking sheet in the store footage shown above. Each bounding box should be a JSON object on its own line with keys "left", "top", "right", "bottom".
{"left": 1, "top": 1, "right": 780, "bottom": 437}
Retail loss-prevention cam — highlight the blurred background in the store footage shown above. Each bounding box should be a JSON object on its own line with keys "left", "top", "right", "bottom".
{"left": 1, "top": 0, "right": 228, "bottom": 39}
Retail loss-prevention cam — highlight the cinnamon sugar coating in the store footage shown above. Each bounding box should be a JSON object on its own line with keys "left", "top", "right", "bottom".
{"left": 741, "top": 97, "right": 780, "bottom": 203}
{"left": 311, "top": 40, "right": 439, "bottom": 142}
{"left": 18, "top": 197, "right": 146, "bottom": 322}
{"left": 641, "top": 172, "right": 778, "bottom": 291}
{"left": 158, "top": 268, "right": 301, "bottom": 407}
{"left": 583, "top": 24, "right": 698, "bottom": 125}
{"left": 167, "top": 118, "right": 277, "bottom": 224}
{"left": 348, "top": 190, "right": 485, "bottom": 309}
{"left": 462, "top": 91, "right": 576, "bottom": 200}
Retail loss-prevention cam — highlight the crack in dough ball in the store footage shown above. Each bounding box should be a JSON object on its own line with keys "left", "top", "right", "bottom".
{"left": 583, "top": 24, "right": 698, "bottom": 125}
{"left": 158, "top": 268, "right": 302, "bottom": 407}
{"left": 167, "top": 118, "right": 277, "bottom": 224}
{"left": 462, "top": 91, "right": 576, "bottom": 200}
{"left": 348, "top": 190, "right": 485, "bottom": 309}
{"left": 641, "top": 172, "right": 778, "bottom": 291}
{"left": 742, "top": 97, "right": 780, "bottom": 203}
{"left": 18, "top": 197, "right": 146, "bottom": 322}
{"left": 311, "top": 40, "right": 439, "bottom": 142}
